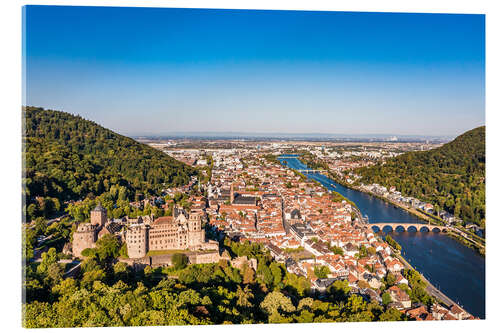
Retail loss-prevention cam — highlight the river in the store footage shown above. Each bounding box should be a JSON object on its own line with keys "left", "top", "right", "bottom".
{"left": 278, "top": 155, "right": 485, "bottom": 318}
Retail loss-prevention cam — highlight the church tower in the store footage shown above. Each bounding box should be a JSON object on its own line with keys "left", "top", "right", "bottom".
{"left": 91, "top": 204, "right": 107, "bottom": 227}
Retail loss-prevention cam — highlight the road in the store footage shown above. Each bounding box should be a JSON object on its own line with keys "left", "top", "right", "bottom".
{"left": 396, "top": 252, "right": 469, "bottom": 314}
{"left": 449, "top": 227, "right": 485, "bottom": 250}
{"left": 63, "top": 261, "right": 82, "bottom": 278}
{"left": 27, "top": 213, "right": 69, "bottom": 229}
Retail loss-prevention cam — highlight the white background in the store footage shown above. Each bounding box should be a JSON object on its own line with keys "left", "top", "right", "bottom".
{"left": 0, "top": 0, "right": 498, "bottom": 332}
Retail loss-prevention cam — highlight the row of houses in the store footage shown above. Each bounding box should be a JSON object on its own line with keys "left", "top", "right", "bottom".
{"left": 360, "top": 183, "right": 463, "bottom": 225}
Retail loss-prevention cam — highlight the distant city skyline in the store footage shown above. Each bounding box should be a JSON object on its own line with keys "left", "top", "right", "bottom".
{"left": 24, "top": 6, "right": 485, "bottom": 137}
{"left": 131, "top": 131, "right": 455, "bottom": 141}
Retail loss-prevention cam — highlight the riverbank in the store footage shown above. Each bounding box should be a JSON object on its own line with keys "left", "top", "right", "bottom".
{"left": 446, "top": 231, "right": 485, "bottom": 256}
{"left": 295, "top": 155, "right": 485, "bottom": 255}
{"left": 278, "top": 155, "right": 485, "bottom": 318}
{"left": 394, "top": 251, "right": 471, "bottom": 315}
{"left": 349, "top": 183, "right": 438, "bottom": 222}
{"left": 373, "top": 231, "right": 472, "bottom": 316}
{"left": 349, "top": 184, "right": 485, "bottom": 256}
{"left": 358, "top": 209, "right": 471, "bottom": 316}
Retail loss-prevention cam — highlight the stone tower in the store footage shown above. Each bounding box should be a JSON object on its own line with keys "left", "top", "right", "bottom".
{"left": 72, "top": 223, "right": 98, "bottom": 258}
{"left": 188, "top": 212, "right": 204, "bottom": 247}
{"left": 91, "top": 204, "right": 107, "bottom": 227}
{"left": 188, "top": 212, "right": 201, "bottom": 232}
{"left": 126, "top": 224, "right": 148, "bottom": 258}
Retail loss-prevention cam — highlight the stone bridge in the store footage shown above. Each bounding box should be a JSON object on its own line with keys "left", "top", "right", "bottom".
{"left": 295, "top": 169, "right": 326, "bottom": 174}
{"left": 370, "top": 222, "right": 448, "bottom": 233}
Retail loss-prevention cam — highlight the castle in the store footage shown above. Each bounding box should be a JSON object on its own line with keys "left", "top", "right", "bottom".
{"left": 72, "top": 204, "right": 218, "bottom": 259}
{"left": 72, "top": 204, "right": 110, "bottom": 257}
{"left": 126, "top": 207, "right": 218, "bottom": 259}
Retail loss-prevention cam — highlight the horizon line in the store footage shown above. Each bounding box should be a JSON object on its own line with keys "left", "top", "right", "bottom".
{"left": 128, "top": 130, "right": 459, "bottom": 140}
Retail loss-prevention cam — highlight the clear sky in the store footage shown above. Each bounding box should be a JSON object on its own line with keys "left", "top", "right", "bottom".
{"left": 24, "top": 6, "right": 485, "bottom": 137}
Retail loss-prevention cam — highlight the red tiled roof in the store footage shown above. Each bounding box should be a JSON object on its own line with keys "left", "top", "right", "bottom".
{"left": 152, "top": 216, "right": 174, "bottom": 225}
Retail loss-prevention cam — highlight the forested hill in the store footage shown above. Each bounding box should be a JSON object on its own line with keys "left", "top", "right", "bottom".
{"left": 355, "top": 126, "right": 485, "bottom": 227}
{"left": 23, "top": 106, "right": 196, "bottom": 222}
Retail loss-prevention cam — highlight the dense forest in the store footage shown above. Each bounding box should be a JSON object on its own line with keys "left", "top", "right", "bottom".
{"left": 23, "top": 107, "right": 196, "bottom": 222}
{"left": 354, "top": 126, "right": 485, "bottom": 228}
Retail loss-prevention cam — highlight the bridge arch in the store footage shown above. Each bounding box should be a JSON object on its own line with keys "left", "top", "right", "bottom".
{"left": 394, "top": 225, "right": 407, "bottom": 232}
{"left": 406, "top": 225, "right": 418, "bottom": 232}
{"left": 369, "top": 223, "right": 448, "bottom": 233}
{"left": 419, "top": 226, "right": 430, "bottom": 233}
{"left": 381, "top": 225, "right": 395, "bottom": 233}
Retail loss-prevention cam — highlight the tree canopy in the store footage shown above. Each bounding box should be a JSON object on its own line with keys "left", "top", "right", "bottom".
{"left": 23, "top": 107, "right": 196, "bottom": 222}
{"left": 355, "top": 126, "right": 485, "bottom": 227}
{"left": 23, "top": 236, "right": 407, "bottom": 327}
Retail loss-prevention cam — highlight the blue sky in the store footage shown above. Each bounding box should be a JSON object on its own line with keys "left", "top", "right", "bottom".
{"left": 24, "top": 6, "right": 485, "bottom": 137}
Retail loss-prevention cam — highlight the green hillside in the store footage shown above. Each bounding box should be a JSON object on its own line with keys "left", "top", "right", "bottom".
{"left": 23, "top": 106, "right": 196, "bottom": 222}
{"left": 355, "top": 126, "right": 485, "bottom": 227}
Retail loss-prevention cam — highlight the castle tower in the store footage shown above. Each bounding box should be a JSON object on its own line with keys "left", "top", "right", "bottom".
{"left": 126, "top": 224, "right": 148, "bottom": 258}
{"left": 188, "top": 213, "right": 201, "bottom": 232}
{"left": 187, "top": 212, "right": 204, "bottom": 247}
{"left": 72, "top": 223, "right": 98, "bottom": 258}
{"left": 91, "top": 204, "right": 107, "bottom": 227}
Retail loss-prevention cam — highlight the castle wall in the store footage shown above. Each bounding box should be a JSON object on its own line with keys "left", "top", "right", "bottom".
{"left": 118, "top": 250, "right": 220, "bottom": 268}
{"left": 231, "top": 256, "right": 258, "bottom": 271}
{"left": 188, "top": 230, "right": 205, "bottom": 248}
{"left": 188, "top": 251, "right": 220, "bottom": 264}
